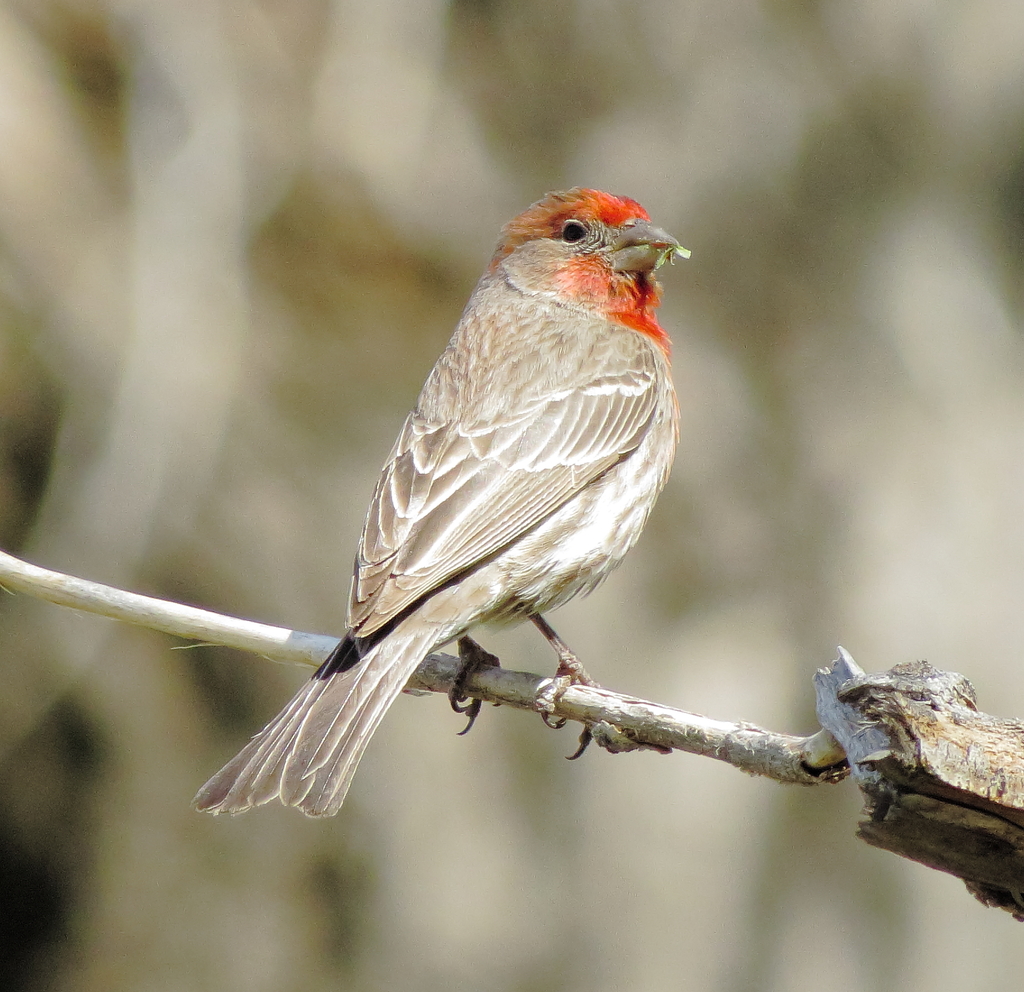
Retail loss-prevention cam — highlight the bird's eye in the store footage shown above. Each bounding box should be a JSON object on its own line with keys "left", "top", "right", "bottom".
{"left": 561, "top": 220, "right": 587, "bottom": 243}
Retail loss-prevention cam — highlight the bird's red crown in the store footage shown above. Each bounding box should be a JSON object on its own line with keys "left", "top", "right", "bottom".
{"left": 492, "top": 188, "right": 651, "bottom": 263}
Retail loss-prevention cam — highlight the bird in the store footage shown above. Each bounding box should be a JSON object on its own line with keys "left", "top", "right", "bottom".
{"left": 194, "top": 188, "right": 687, "bottom": 816}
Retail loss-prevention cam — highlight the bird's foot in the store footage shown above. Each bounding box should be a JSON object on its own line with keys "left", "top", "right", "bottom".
{"left": 553, "top": 652, "right": 599, "bottom": 689}
{"left": 534, "top": 674, "right": 596, "bottom": 759}
{"left": 449, "top": 635, "right": 500, "bottom": 735}
{"left": 534, "top": 671, "right": 597, "bottom": 759}
{"left": 531, "top": 616, "right": 601, "bottom": 758}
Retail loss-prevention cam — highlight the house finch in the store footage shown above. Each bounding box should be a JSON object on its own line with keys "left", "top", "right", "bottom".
{"left": 194, "top": 188, "right": 686, "bottom": 816}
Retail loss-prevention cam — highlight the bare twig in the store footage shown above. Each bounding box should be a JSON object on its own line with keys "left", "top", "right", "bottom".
{"left": 0, "top": 547, "right": 337, "bottom": 665}
{"left": 411, "top": 652, "right": 845, "bottom": 783}
{"left": 0, "top": 547, "right": 844, "bottom": 784}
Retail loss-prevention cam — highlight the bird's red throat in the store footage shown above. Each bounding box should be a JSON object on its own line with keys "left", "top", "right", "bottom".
{"left": 556, "top": 255, "right": 671, "bottom": 355}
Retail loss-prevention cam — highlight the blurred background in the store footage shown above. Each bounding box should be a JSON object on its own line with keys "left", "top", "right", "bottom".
{"left": 0, "top": 0, "right": 1023, "bottom": 989}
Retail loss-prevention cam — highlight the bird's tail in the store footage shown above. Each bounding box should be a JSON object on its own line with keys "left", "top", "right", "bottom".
{"left": 193, "top": 623, "right": 438, "bottom": 817}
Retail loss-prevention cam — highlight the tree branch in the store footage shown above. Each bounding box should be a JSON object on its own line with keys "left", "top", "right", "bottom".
{"left": 816, "top": 650, "right": 1024, "bottom": 920}
{"left": 409, "top": 651, "right": 844, "bottom": 784}
{"left": 5, "top": 546, "right": 1024, "bottom": 919}
{"left": 0, "top": 547, "right": 337, "bottom": 665}
{"left": 0, "top": 547, "right": 843, "bottom": 784}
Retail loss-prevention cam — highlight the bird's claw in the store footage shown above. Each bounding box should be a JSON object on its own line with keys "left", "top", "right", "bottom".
{"left": 449, "top": 636, "right": 499, "bottom": 735}
{"left": 452, "top": 695, "right": 483, "bottom": 736}
{"left": 566, "top": 726, "right": 593, "bottom": 760}
{"left": 534, "top": 670, "right": 599, "bottom": 757}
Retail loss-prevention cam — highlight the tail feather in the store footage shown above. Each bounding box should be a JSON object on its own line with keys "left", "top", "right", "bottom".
{"left": 304, "top": 648, "right": 427, "bottom": 816}
{"left": 193, "top": 625, "right": 437, "bottom": 816}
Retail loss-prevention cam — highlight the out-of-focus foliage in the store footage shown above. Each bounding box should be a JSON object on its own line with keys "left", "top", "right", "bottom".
{"left": 1, "top": 1, "right": 1023, "bottom": 989}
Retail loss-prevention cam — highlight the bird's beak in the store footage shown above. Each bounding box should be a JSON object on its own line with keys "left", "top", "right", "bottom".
{"left": 609, "top": 221, "right": 691, "bottom": 273}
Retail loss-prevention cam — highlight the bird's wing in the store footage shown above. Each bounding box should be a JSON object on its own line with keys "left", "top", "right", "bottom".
{"left": 349, "top": 357, "right": 663, "bottom": 635}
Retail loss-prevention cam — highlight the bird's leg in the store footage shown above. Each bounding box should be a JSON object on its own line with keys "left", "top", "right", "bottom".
{"left": 530, "top": 615, "right": 597, "bottom": 757}
{"left": 449, "top": 635, "right": 500, "bottom": 735}
{"left": 531, "top": 614, "right": 599, "bottom": 686}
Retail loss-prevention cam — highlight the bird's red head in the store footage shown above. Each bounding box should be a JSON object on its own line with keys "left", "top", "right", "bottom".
{"left": 490, "top": 188, "right": 684, "bottom": 354}
{"left": 493, "top": 189, "right": 652, "bottom": 255}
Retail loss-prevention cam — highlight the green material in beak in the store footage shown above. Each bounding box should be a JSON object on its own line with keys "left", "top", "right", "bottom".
{"left": 610, "top": 220, "right": 691, "bottom": 273}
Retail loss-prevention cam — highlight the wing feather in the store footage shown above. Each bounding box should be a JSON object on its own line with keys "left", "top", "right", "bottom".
{"left": 349, "top": 332, "right": 666, "bottom": 635}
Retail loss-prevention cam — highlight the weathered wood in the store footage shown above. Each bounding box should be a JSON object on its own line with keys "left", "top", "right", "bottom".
{"left": 815, "top": 650, "right": 1024, "bottom": 920}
